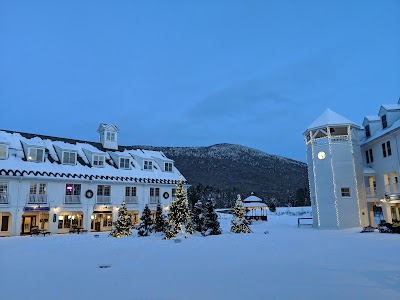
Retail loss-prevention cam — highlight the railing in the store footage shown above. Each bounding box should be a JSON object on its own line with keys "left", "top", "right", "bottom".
{"left": 149, "top": 196, "right": 160, "bottom": 204}
{"left": 97, "top": 195, "right": 111, "bottom": 204}
{"left": 28, "top": 194, "right": 47, "bottom": 203}
{"left": 365, "top": 188, "right": 377, "bottom": 197}
{"left": 0, "top": 193, "right": 8, "bottom": 204}
{"left": 385, "top": 183, "right": 399, "bottom": 194}
{"left": 124, "top": 196, "right": 138, "bottom": 204}
{"left": 65, "top": 195, "right": 81, "bottom": 204}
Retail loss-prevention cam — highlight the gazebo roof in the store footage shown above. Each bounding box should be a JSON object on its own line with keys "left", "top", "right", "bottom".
{"left": 243, "top": 193, "right": 268, "bottom": 207}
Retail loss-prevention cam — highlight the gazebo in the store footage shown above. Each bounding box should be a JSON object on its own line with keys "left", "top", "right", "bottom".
{"left": 243, "top": 193, "right": 268, "bottom": 221}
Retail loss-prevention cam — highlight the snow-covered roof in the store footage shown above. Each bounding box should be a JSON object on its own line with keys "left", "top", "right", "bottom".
{"left": 363, "top": 167, "right": 375, "bottom": 175}
{"left": 381, "top": 104, "right": 400, "bottom": 111}
{"left": 0, "top": 129, "right": 185, "bottom": 183}
{"left": 242, "top": 193, "right": 267, "bottom": 207}
{"left": 243, "top": 194, "right": 263, "bottom": 202}
{"left": 243, "top": 202, "right": 268, "bottom": 208}
{"left": 361, "top": 116, "right": 400, "bottom": 145}
{"left": 306, "top": 108, "right": 360, "bottom": 132}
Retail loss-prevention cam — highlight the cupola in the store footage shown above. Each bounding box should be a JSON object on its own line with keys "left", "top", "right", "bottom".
{"left": 97, "top": 123, "right": 119, "bottom": 150}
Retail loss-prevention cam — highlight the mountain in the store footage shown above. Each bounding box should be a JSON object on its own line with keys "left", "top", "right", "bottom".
{"left": 135, "top": 143, "right": 309, "bottom": 206}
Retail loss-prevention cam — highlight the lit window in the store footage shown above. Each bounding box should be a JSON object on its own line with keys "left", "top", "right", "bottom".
{"left": 341, "top": 187, "right": 351, "bottom": 197}
{"left": 62, "top": 151, "right": 77, "bottom": 165}
{"left": 144, "top": 160, "right": 153, "bottom": 170}
{"left": 120, "top": 158, "right": 130, "bottom": 169}
{"left": 93, "top": 155, "right": 105, "bottom": 167}
{"left": 165, "top": 162, "right": 173, "bottom": 172}
{"left": 65, "top": 184, "right": 81, "bottom": 196}
{"left": 0, "top": 144, "right": 8, "bottom": 159}
{"left": 28, "top": 147, "right": 44, "bottom": 162}
{"left": 381, "top": 115, "right": 387, "bottom": 129}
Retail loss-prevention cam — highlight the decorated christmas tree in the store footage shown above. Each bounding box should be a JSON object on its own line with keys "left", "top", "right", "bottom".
{"left": 165, "top": 177, "right": 194, "bottom": 239}
{"left": 192, "top": 199, "right": 205, "bottom": 234}
{"left": 204, "top": 200, "right": 222, "bottom": 236}
{"left": 230, "top": 194, "right": 251, "bottom": 233}
{"left": 137, "top": 204, "right": 153, "bottom": 236}
{"left": 154, "top": 202, "right": 167, "bottom": 233}
{"left": 109, "top": 201, "right": 132, "bottom": 238}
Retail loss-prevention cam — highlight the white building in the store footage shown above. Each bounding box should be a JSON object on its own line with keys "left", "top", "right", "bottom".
{"left": 305, "top": 99, "right": 400, "bottom": 229}
{"left": 0, "top": 124, "right": 186, "bottom": 237}
{"left": 243, "top": 192, "right": 268, "bottom": 221}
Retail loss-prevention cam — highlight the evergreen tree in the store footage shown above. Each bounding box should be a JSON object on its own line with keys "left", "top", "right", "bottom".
{"left": 109, "top": 201, "right": 132, "bottom": 238}
{"left": 230, "top": 194, "right": 251, "bottom": 233}
{"left": 154, "top": 202, "right": 167, "bottom": 233}
{"left": 203, "top": 200, "right": 222, "bottom": 236}
{"left": 137, "top": 204, "right": 153, "bottom": 236}
{"left": 192, "top": 200, "right": 205, "bottom": 234}
{"left": 165, "top": 177, "right": 194, "bottom": 239}
{"left": 268, "top": 203, "right": 276, "bottom": 213}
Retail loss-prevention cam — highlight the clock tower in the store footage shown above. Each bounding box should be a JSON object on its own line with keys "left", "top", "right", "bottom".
{"left": 304, "top": 109, "right": 368, "bottom": 229}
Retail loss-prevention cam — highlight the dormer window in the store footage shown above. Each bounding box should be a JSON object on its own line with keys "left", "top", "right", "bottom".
{"left": 0, "top": 144, "right": 8, "bottom": 159}
{"left": 28, "top": 147, "right": 44, "bottom": 162}
{"left": 365, "top": 125, "right": 370, "bottom": 138}
{"left": 62, "top": 151, "right": 77, "bottom": 165}
{"left": 144, "top": 160, "right": 153, "bottom": 170}
{"left": 165, "top": 162, "right": 173, "bottom": 172}
{"left": 106, "top": 132, "right": 115, "bottom": 142}
{"left": 93, "top": 155, "right": 105, "bottom": 167}
{"left": 120, "top": 157, "right": 130, "bottom": 169}
{"left": 381, "top": 114, "right": 387, "bottom": 129}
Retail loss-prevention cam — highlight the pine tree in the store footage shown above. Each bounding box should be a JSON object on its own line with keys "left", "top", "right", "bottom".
{"left": 154, "top": 202, "right": 167, "bottom": 233}
{"left": 137, "top": 204, "right": 153, "bottom": 236}
{"left": 109, "top": 201, "right": 132, "bottom": 238}
{"left": 165, "top": 177, "right": 194, "bottom": 239}
{"left": 204, "top": 200, "right": 222, "bottom": 236}
{"left": 230, "top": 194, "right": 251, "bottom": 233}
{"left": 192, "top": 200, "right": 205, "bottom": 234}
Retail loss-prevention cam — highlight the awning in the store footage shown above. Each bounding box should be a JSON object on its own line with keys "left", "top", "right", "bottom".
{"left": 363, "top": 167, "right": 375, "bottom": 175}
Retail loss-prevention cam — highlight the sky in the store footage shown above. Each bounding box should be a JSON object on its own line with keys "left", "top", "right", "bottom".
{"left": 1, "top": 1, "right": 399, "bottom": 162}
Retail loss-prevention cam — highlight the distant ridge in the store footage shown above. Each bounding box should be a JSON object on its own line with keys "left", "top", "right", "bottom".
{"left": 134, "top": 143, "right": 308, "bottom": 204}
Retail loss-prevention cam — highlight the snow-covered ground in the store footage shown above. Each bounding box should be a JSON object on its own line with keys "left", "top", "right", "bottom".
{"left": 1, "top": 207, "right": 399, "bottom": 299}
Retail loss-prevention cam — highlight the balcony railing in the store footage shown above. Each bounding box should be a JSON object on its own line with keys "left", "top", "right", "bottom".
{"left": 28, "top": 194, "right": 47, "bottom": 203}
{"left": 0, "top": 193, "right": 8, "bottom": 204}
{"left": 149, "top": 196, "right": 160, "bottom": 204}
{"left": 97, "top": 195, "right": 111, "bottom": 204}
{"left": 65, "top": 195, "right": 81, "bottom": 204}
{"left": 365, "top": 188, "right": 377, "bottom": 197}
{"left": 385, "top": 183, "right": 399, "bottom": 194}
{"left": 124, "top": 196, "right": 138, "bottom": 204}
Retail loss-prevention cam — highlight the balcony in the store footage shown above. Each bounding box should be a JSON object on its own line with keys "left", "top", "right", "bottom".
{"left": 28, "top": 194, "right": 47, "bottom": 204}
{"left": 149, "top": 196, "right": 160, "bottom": 204}
{"left": 385, "top": 183, "right": 399, "bottom": 194}
{"left": 65, "top": 195, "right": 81, "bottom": 204}
{"left": 0, "top": 193, "right": 8, "bottom": 204}
{"left": 97, "top": 195, "right": 111, "bottom": 204}
{"left": 365, "top": 187, "right": 377, "bottom": 197}
{"left": 124, "top": 196, "right": 138, "bottom": 204}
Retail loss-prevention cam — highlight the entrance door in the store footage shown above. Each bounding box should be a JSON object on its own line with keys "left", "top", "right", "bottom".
{"left": 22, "top": 216, "right": 37, "bottom": 234}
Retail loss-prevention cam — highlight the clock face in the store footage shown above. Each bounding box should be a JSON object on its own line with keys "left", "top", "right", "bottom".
{"left": 318, "top": 151, "right": 326, "bottom": 160}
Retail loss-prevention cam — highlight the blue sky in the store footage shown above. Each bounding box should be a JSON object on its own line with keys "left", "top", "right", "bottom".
{"left": 1, "top": 1, "right": 399, "bottom": 162}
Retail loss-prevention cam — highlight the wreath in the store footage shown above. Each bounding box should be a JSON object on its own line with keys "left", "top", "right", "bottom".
{"left": 163, "top": 192, "right": 169, "bottom": 199}
{"left": 85, "top": 190, "right": 94, "bottom": 199}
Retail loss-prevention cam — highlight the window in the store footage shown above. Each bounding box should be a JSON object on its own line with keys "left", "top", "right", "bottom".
{"left": 150, "top": 187, "right": 160, "bottom": 203}
{"left": 125, "top": 186, "right": 136, "bottom": 197}
{"left": 106, "top": 132, "right": 115, "bottom": 142}
{"left": 144, "top": 160, "right": 153, "bottom": 170}
{"left": 97, "top": 185, "right": 111, "bottom": 196}
{"left": 93, "top": 155, "right": 105, "bottom": 167}
{"left": 165, "top": 162, "right": 173, "bottom": 172}
{"left": 1, "top": 216, "right": 9, "bottom": 231}
{"left": 0, "top": 144, "right": 8, "bottom": 159}
{"left": 0, "top": 182, "right": 8, "bottom": 203}
{"left": 62, "top": 151, "right": 77, "bottom": 165}
{"left": 29, "top": 182, "right": 47, "bottom": 203}
{"left": 369, "top": 149, "right": 373, "bottom": 163}
{"left": 365, "top": 125, "right": 371, "bottom": 138}
{"left": 341, "top": 187, "right": 351, "bottom": 197}
{"left": 28, "top": 147, "right": 44, "bottom": 162}
{"left": 387, "top": 141, "right": 392, "bottom": 156}
{"left": 120, "top": 158, "right": 130, "bottom": 169}
{"left": 382, "top": 143, "right": 387, "bottom": 158}
{"left": 172, "top": 188, "right": 177, "bottom": 199}
{"left": 365, "top": 150, "right": 369, "bottom": 164}
{"left": 381, "top": 114, "right": 387, "bottom": 129}
{"left": 65, "top": 184, "right": 81, "bottom": 196}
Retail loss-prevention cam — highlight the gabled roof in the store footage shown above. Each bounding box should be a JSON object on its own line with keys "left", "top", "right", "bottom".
{"left": 306, "top": 108, "right": 359, "bottom": 132}
{"left": 97, "top": 123, "right": 119, "bottom": 133}
{"left": 362, "top": 116, "right": 380, "bottom": 127}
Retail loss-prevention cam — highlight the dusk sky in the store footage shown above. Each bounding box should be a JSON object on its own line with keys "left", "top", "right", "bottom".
{"left": 1, "top": 1, "right": 399, "bottom": 162}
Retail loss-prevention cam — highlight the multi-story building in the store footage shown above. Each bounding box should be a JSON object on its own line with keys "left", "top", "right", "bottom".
{"left": 305, "top": 99, "right": 400, "bottom": 229}
{"left": 0, "top": 123, "right": 185, "bottom": 237}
